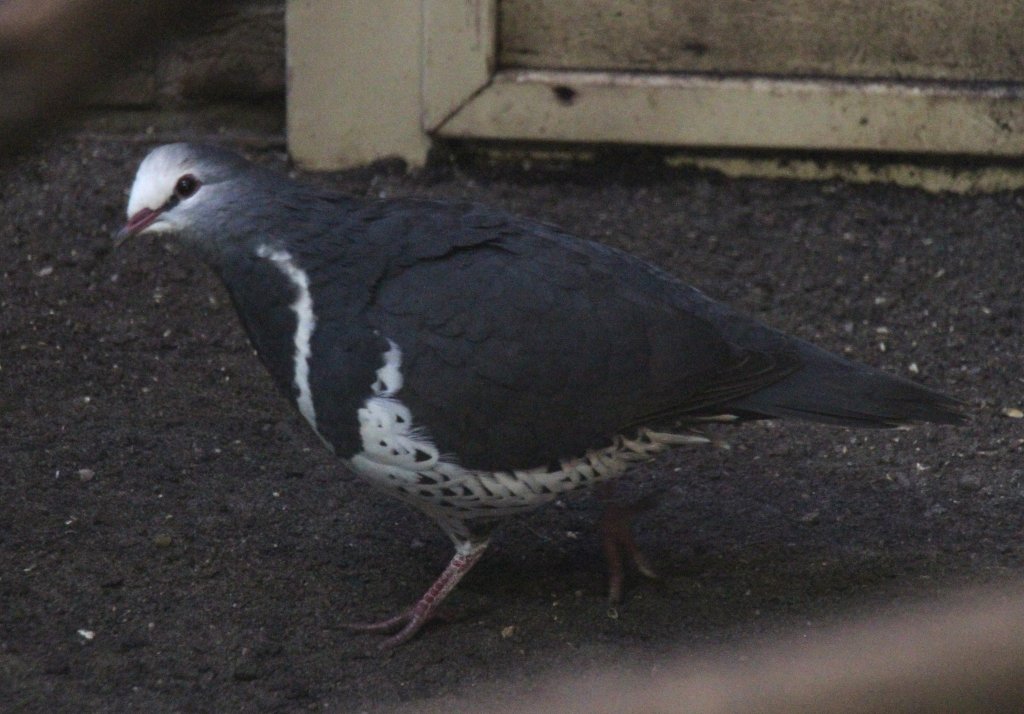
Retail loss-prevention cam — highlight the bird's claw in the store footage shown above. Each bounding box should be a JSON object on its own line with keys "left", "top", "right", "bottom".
{"left": 343, "top": 609, "right": 414, "bottom": 635}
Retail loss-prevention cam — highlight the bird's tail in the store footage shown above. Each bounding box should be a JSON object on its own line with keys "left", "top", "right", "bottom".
{"left": 727, "top": 342, "right": 967, "bottom": 428}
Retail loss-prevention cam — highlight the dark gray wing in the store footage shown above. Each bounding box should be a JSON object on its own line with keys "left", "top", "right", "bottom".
{"left": 350, "top": 202, "right": 795, "bottom": 470}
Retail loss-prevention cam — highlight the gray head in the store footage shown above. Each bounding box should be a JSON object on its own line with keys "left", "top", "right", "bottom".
{"left": 117, "top": 143, "right": 256, "bottom": 246}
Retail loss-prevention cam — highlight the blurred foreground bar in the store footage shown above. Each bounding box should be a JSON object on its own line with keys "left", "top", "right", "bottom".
{"left": 429, "top": 585, "right": 1024, "bottom": 714}
{"left": 0, "top": 0, "right": 229, "bottom": 157}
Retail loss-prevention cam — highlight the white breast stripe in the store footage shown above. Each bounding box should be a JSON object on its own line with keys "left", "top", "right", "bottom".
{"left": 257, "top": 245, "right": 318, "bottom": 430}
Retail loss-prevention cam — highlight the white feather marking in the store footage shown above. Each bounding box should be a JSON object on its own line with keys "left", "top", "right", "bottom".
{"left": 257, "top": 246, "right": 318, "bottom": 430}
{"left": 355, "top": 342, "right": 441, "bottom": 470}
{"left": 371, "top": 340, "right": 403, "bottom": 395}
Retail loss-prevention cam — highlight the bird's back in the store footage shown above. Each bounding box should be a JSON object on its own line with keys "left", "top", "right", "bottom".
{"left": 220, "top": 194, "right": 963, "bottom": 473}
{"left": 292, "top": 200, "right": 798, "bottom": 469}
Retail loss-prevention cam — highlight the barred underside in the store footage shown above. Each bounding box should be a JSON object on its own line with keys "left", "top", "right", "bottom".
{"left": 350, "top": 426, "right": 709, "bottom": 526}
{"left": 349, "top": 339, "right": 711, "bottom": 540}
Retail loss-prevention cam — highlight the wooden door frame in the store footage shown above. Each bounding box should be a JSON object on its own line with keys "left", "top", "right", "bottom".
{"left": 287, "top": 0, "right": 1024, "bottom": 169}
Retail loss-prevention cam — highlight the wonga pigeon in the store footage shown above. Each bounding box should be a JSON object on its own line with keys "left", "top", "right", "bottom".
{"left": 118, "top": 144, "right": 965, "bottom": 648}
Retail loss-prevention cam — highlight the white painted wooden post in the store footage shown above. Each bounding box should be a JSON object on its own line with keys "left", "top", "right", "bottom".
{"left": 286, "top": 0, "right": 496, "bottom": 170}
{"left": 286, "top": 0, "right": 431, "bottom": 170}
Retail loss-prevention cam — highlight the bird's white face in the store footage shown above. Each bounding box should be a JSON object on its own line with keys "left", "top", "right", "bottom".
{"left": 118, "top": 145, "right": 206, "bottom": 242}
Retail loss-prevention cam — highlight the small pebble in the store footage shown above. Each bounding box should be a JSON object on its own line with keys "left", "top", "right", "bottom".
{"left": 77, "top": 629, "right": 95, "bottom": 642}
{"left": 153, "top": 533, "right": 173, "bottom": 548}
{"left": 1002, "top": 407, "right": 1023, "bottom": 419}
{"left": 77, "top": 468, "right": 95, "bottom": 482}
{"left": 958, "top": 474, "right": 982, "bottom": 493}
{"left": 500, "top": 625, "right": 515, "bottom": 639}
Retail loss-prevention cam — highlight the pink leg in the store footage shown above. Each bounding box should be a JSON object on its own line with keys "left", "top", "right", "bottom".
{"left": 598, "top": 487, "right": 660, "bottom": 603}
{"left": 346, "top": 540, "right": 488, "bottom": 649}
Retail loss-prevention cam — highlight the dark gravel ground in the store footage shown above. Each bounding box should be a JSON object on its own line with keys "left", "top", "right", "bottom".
{"left": 2, "top": 137, "right": 1023, "bottom": 712}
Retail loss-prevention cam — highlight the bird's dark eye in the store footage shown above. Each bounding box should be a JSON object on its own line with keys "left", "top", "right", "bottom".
{"left": 174, "top": 174, "right": 200, "bottom": 198}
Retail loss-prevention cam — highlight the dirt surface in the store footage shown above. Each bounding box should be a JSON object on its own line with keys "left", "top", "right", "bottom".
{"left": 2, "top": 136, "right": 1023, "bottom": 712}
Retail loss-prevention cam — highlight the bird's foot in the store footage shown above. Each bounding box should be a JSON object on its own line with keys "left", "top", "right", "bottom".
{"left": 345, "top": 540, "right": 488, "bottom": 649}
{"left": 599, "top": 491, "right": 661, "bottom": 604}
{"left": 344, "top": 608, "right": 431, "bottom": 649}
{"left": 344, "top": 608, "right": 415, "bottom": 634}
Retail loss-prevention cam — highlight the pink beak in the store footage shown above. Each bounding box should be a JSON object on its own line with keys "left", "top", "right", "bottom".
{"left": 115, "top": 207, "right": 161, "bottom": 246}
